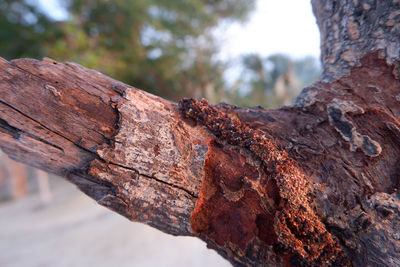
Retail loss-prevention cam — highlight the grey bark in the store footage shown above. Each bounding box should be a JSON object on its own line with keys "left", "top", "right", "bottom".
{"left": 311, "top": 0, "right": 400, "bottom": 81}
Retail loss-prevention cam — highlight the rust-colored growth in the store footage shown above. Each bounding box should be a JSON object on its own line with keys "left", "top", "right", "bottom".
{"left": 179, "top": 98, "right": 350, "bottom": 266}
{"left": 191, "top": 140, "right": 277, "bottom": 250}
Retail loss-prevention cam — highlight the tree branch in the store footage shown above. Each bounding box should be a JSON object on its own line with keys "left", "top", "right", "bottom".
{"left": 1, "top": 51, "right": 400, "bottom": 266}
{"left": 3, "top": 1, "right": 400, "bottom": 265}
{"left": 0, "top": 57, "right": 214, "bottom": 236}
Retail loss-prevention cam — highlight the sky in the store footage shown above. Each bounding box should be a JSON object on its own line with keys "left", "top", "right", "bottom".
{"left": 38, "top": 0, "right": 320, "bottom": 61}
{"left": 217, "top": 0, "right": 320, "bottom": 60}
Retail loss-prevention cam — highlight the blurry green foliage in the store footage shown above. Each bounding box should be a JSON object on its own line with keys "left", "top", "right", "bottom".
{"left": 0, "top": 0, "right": 255, "bottom": 101}
{"left": 0, "top": 0, "right": 320, "bottom": 106}
{"left": 0, "top": 0, "right": 61, "bottom": 58}
{"left": 227, "top": 53, "right": 321, "bottom": 107}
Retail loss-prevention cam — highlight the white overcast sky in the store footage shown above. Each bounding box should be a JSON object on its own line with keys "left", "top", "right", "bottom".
{"left": 40, "top": 0, "right": 321, "bottom": 60}
{"left": 217, "top": 0, "right": 320, "bottom": 60}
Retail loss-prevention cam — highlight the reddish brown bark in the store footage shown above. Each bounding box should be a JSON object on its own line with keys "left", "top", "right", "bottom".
{"left": 1, "top": 1, "right": 400, "bottom": 266}
{"left": 180, "top": 98, "right": 348, "bottom": 265}
{"left": 0, "top": 57, "right": 211, "bottom": 236}
{"left": 1, "top": 51, "right": 399, "bottom": 266}
{"left": 207, "top": 52, "right": 400, "bottom": 266}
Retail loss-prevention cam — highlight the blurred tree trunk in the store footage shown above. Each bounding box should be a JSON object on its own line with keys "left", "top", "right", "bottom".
{"left": 0, "top": 153, "right": 28, "bottom": 199}
{"left": 0, "top": 1, "right": 399, "bottom": 266}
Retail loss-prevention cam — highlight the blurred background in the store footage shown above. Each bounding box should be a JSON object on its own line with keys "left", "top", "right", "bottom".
{"left": 0, "top": 0, "right": 321, "bottom": 266}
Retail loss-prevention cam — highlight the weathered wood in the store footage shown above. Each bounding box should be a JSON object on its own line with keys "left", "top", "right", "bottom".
{"left": 209, "top": 52, "right": 400, "bottom": 266}
{"left": 0, "top": 57, "right": 213, "bottom": 236}
{"left": 1, "top": 51, "right": 399, "bottom": 266}
{"left": 1, "top": 0, "right": 400, "bottom": 265}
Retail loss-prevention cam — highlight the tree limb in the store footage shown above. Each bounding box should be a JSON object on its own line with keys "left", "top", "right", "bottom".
{"left": 3, "top": 0, "right": 400, "bottom": 265}
{"left": 1, "top": 51, "right": 400, "bottom": 266}
{"left": 0, "top": 57, "right": 213, "bottom": 236}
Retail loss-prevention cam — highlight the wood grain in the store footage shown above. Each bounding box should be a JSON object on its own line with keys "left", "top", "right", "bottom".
{"left": 1, "top": 51, "right": 399, "bottom": 266}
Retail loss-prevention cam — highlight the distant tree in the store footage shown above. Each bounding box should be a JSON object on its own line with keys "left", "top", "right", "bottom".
{"left": 0, "top": 0, "right": 255, "bottom": 101}
{"left": 235, "top": 53, "right": 321, "bottom": 107}
{"left": 0, "top": 0, "right": 61, "bottom": 59}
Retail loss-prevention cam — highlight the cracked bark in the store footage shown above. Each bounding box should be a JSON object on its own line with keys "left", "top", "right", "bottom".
{"left": 1, "top": 1, "right": 400, "bottom": 266}
{"left": 0, "top": 56, "right": 212, "bottom": 236}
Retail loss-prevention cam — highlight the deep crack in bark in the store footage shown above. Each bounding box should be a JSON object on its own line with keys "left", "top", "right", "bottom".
{"left": 179, "top": 98, "right": 351, "bottom": 266}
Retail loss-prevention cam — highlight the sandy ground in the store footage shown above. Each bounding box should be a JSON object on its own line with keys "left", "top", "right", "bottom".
{"left": 0, "top": 177, "right": 231, "bottom": 267}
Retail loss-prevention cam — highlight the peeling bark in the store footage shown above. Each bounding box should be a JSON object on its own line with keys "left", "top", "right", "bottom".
{"left": 1, "top": 1, "right": 400, "bottom": 266}
{"left": 1, "top": 51, "right": 399, "bottom": 266}
{"left": 179, "top": 98, "right": 348, "bottom": 266}
{"left": 0, "top": 57, "right": 212, "bottom": 236}
{"left": 211, "top": 52, "right": 400, "bottom": 266}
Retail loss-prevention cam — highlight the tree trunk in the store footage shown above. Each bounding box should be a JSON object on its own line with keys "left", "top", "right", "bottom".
{"left": 1, "top": 1, "right": 399, "bottom": 266}
{"left": 311, "top": 0, "right": 400, "bottom": 81}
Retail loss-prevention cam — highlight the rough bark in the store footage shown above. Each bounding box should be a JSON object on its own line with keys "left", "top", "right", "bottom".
{"left": 0, "top": 57, "right": 212, "bottom": 236}
{"left": 1, "top": 1, "right": 400, "bottom": 266}
{"left": 178, "top": 52, "right": 400, "bottom": 266}
{"left": 312, "top": 0, "right": 400, "bottom": 81}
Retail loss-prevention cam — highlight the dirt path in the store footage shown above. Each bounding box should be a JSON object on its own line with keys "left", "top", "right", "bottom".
{"left": 0, "top": 178, "right": 230, "bottom": 267}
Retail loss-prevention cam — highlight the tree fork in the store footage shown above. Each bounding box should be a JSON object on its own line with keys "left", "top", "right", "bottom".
{"left": 1, "top": 51, "right": 399, "bottom": 266}
{"left": 1, "top": 0, "right": 400, "bottom": 265}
